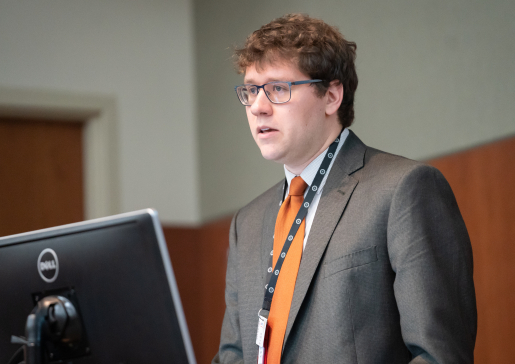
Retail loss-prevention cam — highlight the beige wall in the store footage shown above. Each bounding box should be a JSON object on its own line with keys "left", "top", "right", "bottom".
{"left": 195, "top": 0, "right": 515, "bottom": 221}
{"left": 1, "top": 1, "right": 514, "bottom": 224}
{"left": 0, "top": 0, "right": 200, "bottom": 224}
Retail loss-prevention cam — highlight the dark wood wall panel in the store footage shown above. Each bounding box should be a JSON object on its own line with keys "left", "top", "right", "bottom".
{"left": 163, "top": 216, "right": 232, "bottom": 364}
{"left": 0, "top": 118, "right": 84, "bottom": 237}
{"left": 198, "top": 218, "right": 233, "bottom": 363}
{"left": 428, "top": 136, "right": 515, "bottom": 363}
{"left": 162, "top": 227, "right": 202, "bottom": 360}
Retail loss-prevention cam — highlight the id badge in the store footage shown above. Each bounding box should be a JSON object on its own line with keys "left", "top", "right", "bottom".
{"left": 256, "top": 314, "right": 268, "bottom": 347}
{"left": 256, "top": 314, "right": 269, "bottom": 364}
{"left": 257, "top": 344, "right": 267, "bottom": 364}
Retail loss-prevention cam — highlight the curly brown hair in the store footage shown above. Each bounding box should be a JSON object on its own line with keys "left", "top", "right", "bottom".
{"left": 234, "top": 13, "right": 358, "bottom": 128}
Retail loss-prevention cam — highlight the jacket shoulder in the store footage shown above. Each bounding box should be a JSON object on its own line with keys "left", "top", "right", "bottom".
{"left": 361, "top": 147, "right": 445, "bottom": 187}
{"left": 234, "top": 179, "right": 283, "bottom": 224}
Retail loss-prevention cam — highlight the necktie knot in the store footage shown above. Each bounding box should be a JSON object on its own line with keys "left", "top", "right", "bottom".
{"left": 289, "top": 176, "right": 307, "bottom": 196}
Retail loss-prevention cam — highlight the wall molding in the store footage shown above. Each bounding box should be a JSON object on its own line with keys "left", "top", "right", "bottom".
{"left": 0, "top": 86, "right": 119, "bottom": 220}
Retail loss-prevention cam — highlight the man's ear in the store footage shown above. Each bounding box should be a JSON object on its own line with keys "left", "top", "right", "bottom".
{"left": 325, "top": 80, "right": 344, "bottom": 116}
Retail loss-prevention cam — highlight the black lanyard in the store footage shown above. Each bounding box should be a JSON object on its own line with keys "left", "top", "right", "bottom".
{"left": 261, "top": 133, "right": 341, "bottom": 312}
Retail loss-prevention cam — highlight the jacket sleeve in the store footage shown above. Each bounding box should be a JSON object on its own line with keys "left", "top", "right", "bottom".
{"left": 212, "top": 212, "right": 244, "bottom": 364}
{"left": 387, "top": 164, "right": 477, "bottom": 363}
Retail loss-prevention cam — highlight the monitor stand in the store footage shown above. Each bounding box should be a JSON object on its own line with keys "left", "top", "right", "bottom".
{"left": 11, "top": 294, "right": 88, "bottom": 364}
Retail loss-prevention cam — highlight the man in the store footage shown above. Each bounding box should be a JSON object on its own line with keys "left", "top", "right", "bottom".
{"left": 213, "top": 14, "right": 476, "bottom": 364}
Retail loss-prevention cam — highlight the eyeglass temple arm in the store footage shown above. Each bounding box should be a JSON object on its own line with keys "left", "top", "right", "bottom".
{"left": 291, "top": 79, "right": 323, "bottom": 86}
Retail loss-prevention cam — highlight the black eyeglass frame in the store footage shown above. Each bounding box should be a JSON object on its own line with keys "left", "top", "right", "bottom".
{"left": 234, "top": 79, "right": 324, "bottom": 106}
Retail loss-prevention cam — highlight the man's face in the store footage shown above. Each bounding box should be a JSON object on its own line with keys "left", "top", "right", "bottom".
{"left": 244, "top": 62, "right": 334, "bottom": 171}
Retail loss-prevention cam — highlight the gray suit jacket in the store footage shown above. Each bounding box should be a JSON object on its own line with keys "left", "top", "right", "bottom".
{"left": 213, "top": 131, "right": 477, "bottom": 364}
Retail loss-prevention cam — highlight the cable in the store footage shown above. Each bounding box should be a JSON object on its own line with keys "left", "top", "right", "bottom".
{"left": 6, "top": 346, "right": 24, "bottom": 364}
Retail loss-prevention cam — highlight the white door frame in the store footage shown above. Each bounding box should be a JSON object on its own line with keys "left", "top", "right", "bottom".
{"left": 0, "top": 86, "right": 119, "bottom": 220}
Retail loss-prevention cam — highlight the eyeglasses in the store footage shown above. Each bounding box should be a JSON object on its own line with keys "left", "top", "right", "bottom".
{"left": 234, "top": 79, "right": 323, "bottom": 106}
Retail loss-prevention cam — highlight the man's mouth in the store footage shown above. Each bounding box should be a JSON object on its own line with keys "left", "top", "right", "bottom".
{"left": 259, "top": 127, "right": 277, "bottom": 134}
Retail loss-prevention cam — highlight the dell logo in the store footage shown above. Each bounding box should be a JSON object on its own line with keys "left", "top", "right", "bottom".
{"left": 40, "top": 260, "right": 57, "bottom": 271}
{"left": 37, "top": 248, "right": 59, "bottom": 283}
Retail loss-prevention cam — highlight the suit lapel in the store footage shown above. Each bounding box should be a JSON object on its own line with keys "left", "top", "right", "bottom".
{"left": 284, "top": 130, "right": 366, "bottom": 345}
{"left": 261, "top": 179, "right": 285, "bottom": 284}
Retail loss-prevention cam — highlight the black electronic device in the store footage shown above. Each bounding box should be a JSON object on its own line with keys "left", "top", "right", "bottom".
{"left": 0, "top": 209, "right": 196, "bottom": 364}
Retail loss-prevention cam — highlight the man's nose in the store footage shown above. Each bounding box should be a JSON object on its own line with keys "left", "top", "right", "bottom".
{"left": 250, "top": 89, "right": 272, "bottom": 116}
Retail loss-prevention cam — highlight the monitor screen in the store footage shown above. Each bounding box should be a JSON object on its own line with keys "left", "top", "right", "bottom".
{"left": 0, "top": 209, "right": 196, "bottom": 364}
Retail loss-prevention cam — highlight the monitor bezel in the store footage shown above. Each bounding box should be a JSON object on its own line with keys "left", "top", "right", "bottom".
{"left": 0, "top": 208, "right": 197, "bottom": 364}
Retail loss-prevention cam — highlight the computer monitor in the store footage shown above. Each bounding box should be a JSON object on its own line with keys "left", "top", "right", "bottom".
{"left": 0, "top": 209, "right": 196, "bottom": 364}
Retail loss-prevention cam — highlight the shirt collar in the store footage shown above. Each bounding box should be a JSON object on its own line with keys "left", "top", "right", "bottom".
{"left": 284, "top": 128, "right": 349, "bottom": 196}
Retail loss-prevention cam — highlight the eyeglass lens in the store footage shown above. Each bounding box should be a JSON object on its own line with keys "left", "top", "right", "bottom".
{"left": 237, "top": 82, "right": 291, "bottom": 105}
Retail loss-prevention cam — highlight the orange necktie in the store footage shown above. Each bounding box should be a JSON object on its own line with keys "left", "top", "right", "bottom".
{"left": 267, "top": 176, "right": 308, "bottom": 363}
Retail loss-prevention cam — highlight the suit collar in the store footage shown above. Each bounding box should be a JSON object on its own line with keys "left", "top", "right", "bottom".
{"left": 260, "top": 130, "right": 365, "bottom": 280}
{"left": 333, "top": 129, "right": 366, "bottom": 177}
{"left": 283, "top": 129, "right": 366, "bottom": 345}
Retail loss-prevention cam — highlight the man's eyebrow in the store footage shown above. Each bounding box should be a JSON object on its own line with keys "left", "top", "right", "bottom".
{"left": 243, "top": 78, "right": 284, "bottom": 84}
